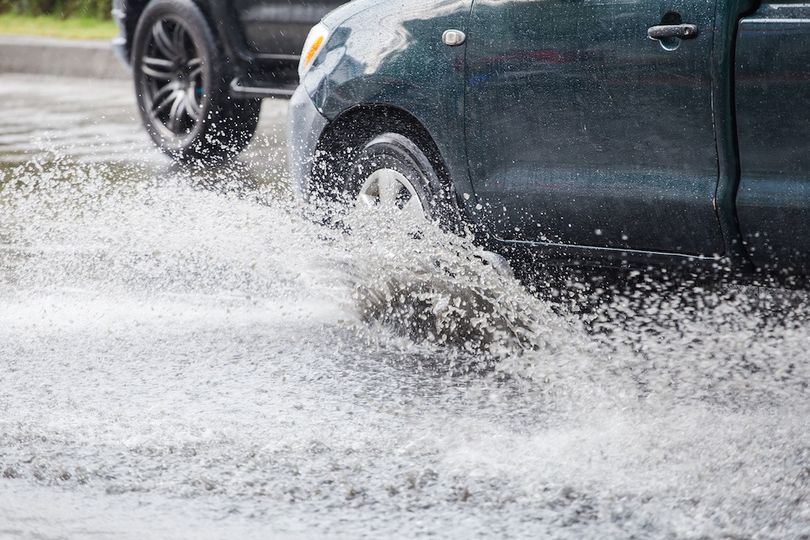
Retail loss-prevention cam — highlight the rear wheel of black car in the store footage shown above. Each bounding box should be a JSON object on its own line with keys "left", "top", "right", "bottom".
{"left": 132, "top": 0, "right": 261, "bottom": 162}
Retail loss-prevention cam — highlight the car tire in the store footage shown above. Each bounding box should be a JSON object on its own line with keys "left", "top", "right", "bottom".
{"left": 319, "top": 131, "right": 514, "bottom": 277}
{"left": 131, "top": 0, "right": 261, "bottom": 162}
{"left": 342, "top": 132, "right": 461, "bottom": 231}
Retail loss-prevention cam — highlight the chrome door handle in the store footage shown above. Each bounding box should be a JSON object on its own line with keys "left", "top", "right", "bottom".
{"left": 442, "top": 29, "right": 466, "bottom": 46}
{"left": 647, "top": 23, "right": 699, "bottom": 40}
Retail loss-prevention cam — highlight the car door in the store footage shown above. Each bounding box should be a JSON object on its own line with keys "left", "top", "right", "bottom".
{"left": 735, "top": 2, "right": 810, "bottom": 275}
{"left": 464, "top": 0, "right": 724, "bottom": 256}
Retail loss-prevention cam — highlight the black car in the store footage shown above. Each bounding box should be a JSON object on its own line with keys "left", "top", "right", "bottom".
{"left": 112, "top": 0, "right": 343, "bottom": 160}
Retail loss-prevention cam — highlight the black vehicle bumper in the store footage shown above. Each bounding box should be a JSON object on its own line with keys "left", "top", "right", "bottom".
{"left": 287, "top": 85, "right": 329, "bottom": 198}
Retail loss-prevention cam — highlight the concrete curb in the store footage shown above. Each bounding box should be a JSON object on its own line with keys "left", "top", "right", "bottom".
{"left": 0, "top": 35, "right": 129, "bottom": 80}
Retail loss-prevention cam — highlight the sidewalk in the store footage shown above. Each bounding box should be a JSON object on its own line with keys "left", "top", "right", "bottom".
{"left": 0, "top": 35, "right": 128, "bottom": 80}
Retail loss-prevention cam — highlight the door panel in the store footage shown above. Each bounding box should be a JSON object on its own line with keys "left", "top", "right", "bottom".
{"left": 464, "top": 0, "right": 724, "bottom": 256}
{"left": 736, "top": 3, "right": 810, "bottom": 275}
{"left": 233, "top": 0, "right": 344, "bottom": 56}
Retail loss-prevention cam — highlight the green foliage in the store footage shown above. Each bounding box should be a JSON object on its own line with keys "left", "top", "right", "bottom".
{"left": 0, "top": 0, "right": 113, "bottom": 20}
{"left": 0, "top": 13, "right": 118, "bottom": 38}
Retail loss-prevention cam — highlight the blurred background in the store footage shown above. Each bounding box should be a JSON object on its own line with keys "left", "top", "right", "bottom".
{"left": 0, "top": 0, "right": 114, "bottom": 39}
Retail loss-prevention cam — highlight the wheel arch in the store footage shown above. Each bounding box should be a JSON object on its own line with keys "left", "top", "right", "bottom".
{"left": 125, "top": 0, "right": 232, "bottom": 64}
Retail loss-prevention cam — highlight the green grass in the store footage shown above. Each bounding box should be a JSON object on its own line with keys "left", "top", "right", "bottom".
{"left": 0, "top": 13, "right": 116, "bottom": 40}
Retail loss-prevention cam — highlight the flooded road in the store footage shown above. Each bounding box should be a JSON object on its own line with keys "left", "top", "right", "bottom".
{"left": 1, "top": 74, "right": 809, "bottom": 539}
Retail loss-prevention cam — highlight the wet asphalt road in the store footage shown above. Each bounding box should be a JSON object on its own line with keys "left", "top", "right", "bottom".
{"left": 1, "top": 73, "right": 810, "bottom": 539}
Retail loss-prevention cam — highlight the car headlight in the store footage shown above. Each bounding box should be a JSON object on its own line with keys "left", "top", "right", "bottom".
{"left": 299, "top": 22, "right": 330, "bottom": 79}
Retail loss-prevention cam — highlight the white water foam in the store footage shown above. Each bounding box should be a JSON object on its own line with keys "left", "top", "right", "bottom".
{"left": 1, "top": 149, "right": 809, "bottom": 538}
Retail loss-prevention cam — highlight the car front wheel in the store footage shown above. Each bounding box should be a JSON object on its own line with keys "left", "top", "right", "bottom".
{"left": 344, "top": 132, "right": 461, "bottom": 230}
{"left": 131, "top": 0, "right": 261, "bottom": 162}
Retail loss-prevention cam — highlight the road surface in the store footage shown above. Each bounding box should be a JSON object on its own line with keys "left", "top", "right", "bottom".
{"left": 1, "top": 74, "right": 809, "bottom": 539}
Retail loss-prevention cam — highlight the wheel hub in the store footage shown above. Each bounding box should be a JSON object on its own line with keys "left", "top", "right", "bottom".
{"left": 140, "top": 17, "right": 204, "bottom": 137}
{"left": 357, "top": 168, "right": 426, "bottom": 220}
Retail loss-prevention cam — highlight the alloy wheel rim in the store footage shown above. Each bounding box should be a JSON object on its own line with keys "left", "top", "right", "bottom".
{"left": 357, "top": 168, "right": 426, "bottom": 219}
{"left": 141, "top": 17, "right": 204, "bottom": 139}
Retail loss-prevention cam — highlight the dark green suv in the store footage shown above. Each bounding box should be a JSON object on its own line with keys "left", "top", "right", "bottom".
{"left": 288, "top": 0, "right": 810, "bottom": 281}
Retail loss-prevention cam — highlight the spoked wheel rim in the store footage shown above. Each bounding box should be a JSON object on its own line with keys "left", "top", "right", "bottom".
{"left": 357, "top": 168, "right": 427, "bottom": 219}
{"left": 140, "top": 17, "right": 204, "bottom": 140}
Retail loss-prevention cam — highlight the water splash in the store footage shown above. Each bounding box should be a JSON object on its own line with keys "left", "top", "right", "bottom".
{"left": 2, "top": 147, "right": 809, "bottom": 538}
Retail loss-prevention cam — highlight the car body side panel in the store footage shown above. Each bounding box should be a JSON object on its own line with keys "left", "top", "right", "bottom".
{"left": 736, "top": 2, "right": 810, "bottom": 275}
{"left": 234, "top": 0, "right": 344, "bottom": 57}
{"left": 305, "top": 0, "right": 476, "bottom": 204}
